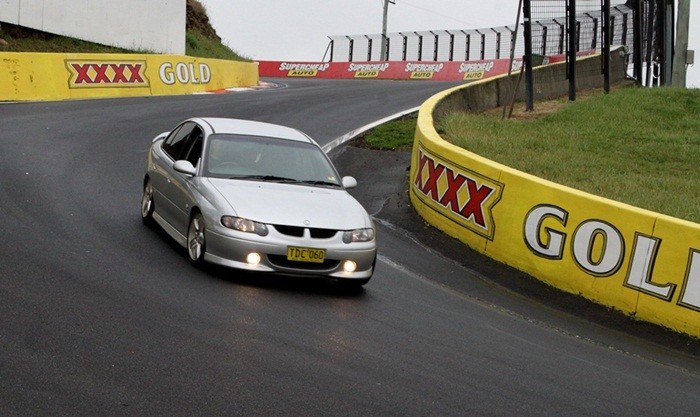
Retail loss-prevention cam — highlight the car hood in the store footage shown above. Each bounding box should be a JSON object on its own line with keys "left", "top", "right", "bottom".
{"left": 205, "top": 178, "right": 371, "bottom": 229}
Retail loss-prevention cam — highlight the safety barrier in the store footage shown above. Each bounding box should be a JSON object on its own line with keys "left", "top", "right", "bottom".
{"left": 0, "top": 52, "right": 259, "bottom": 101}
{"left": 409, "top": 54, "right": 700, "bottom": 337}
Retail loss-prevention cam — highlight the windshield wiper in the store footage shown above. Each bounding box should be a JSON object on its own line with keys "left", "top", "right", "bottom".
{"left": 297, "top": 180, "right": 341, "bottom": 187}
{"left": 227, "top": 175, "right": 299, "bottom": 183}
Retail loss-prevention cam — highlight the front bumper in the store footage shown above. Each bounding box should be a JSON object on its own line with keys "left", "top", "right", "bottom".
{"left": 204, "top": 226, "right": 377, "bottom": 279}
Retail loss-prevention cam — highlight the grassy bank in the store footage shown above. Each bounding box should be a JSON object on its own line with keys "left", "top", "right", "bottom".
{"left": 0, "top": 25, "right": 247, "bottom": 61}
{"left": 361, "top": 87, "right": 700, "bottom": 223}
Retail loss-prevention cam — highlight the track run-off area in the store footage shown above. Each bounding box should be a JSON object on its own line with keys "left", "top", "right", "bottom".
{"left": 1, "top": 79, "right": 698, "bottom": 416}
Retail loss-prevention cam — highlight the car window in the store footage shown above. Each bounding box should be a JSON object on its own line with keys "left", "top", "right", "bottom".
{"left": 162, "top": 122, "right": 196, "bottom": 160}
{"left": 203, "top": 134, "right": 341, "bottom": 186}
{"left": 183, "top": 127, "right": 204, "bottom": 166}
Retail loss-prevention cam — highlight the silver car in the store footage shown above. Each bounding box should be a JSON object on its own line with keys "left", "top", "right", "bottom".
{"left": 141, "top": 117, "right": 376, "bottom": 285}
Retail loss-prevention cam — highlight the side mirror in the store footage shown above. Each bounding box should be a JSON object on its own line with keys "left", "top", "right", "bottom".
{"left": 342, "top": 176, "right": 357, "bottom": 189}
{"left": 173, "top": 160, "right": 197, "bottom": 176}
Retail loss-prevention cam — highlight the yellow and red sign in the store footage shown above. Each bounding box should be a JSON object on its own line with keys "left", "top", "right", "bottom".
{"left": 66, "top": 60, "right": 149, "bottom": 88}
{"left": 0, "top": 52, "right": 258, "bottom": 101}
{"left": 410, "top": 78, "right": 700, "bottom": 337}
{"left": 413, "top": 146, "right": 503, "bottom": 239}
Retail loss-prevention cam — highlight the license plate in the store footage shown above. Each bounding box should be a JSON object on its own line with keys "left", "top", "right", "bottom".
{"left": 286, "top": 247, "right": 326, "bottom": 263}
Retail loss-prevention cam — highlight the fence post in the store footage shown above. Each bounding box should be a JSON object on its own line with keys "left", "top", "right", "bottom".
{"left": 567, "top": 0, "right": 577, "bottom": 101}
{"left": 554, "top": 19, "right": 565, "bottom": 54}
{"left": 632, "top": 0, "right": 642, "bottom": 85}
{"left": 399, "top": 32, "right": 408, "bottom": 61}
{"left": 415, "top": 32, "right": 423, "bottom": 61}
{"left": 475, "top": 29, "right": 486, "bottom": 60}
{"left": 523, "top": 0, "right": 534, "bottom": 111}
{"left": 346, "top": 36, "right": 355, "bottom": 62}
{"left": 447, "top": 31, "right": 455, "bottom": 61}
{"left": 602, "top": 0, "right": 611, "bottom": 93}
{"left": 586, "top": 14, "right": 598, "bottom": 49}
{"left": 492, "top": 28, "right": 502, "bottom": 59}
{"left": 461, "top": 31, "right": 471, "bottom": 61}
{"left": 536, "top": 22, "right": 548, "bottom": 56}
{"left": 365, "top": 35, "right": 373, "bottom": 61}
{"left": 430, "top": 31, "right": 439, "bottom": 61}
{"left": 663, "top": 0, "right": 674, "bottom": 85}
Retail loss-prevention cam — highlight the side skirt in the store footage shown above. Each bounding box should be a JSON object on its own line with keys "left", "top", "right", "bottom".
{"left": 153, "top": 211, "right": 187, "bottom": 248}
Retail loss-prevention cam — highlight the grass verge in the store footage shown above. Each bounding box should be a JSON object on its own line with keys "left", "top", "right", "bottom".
{"left": 355, "top": 113, "right": 419, "bottom": 151}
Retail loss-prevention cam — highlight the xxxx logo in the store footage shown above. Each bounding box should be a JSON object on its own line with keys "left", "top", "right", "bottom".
{"left": 413, "top": 147, "right": 503, "bottom": 239}
{"left": 66, "top": 60, "right": 149, "bottom": 88}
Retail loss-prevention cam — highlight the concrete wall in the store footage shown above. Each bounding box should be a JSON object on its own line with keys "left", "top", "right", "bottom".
{"left": 433, "top": 48, "right": 630, "bottom": 119}
{"left": 0, "top": 0, "right": 185, "bottom": 54}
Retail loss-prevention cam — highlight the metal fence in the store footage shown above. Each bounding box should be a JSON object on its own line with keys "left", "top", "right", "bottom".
{"left": 325, "top": 0, "right": 632, "bottom": 65}
{"left": 326, "top": 26, "right": 524, "bottom": 63}
{"left": 530, "top": 1, "right": 634, "bottom": 56}
{"left": 324, "top": 0, "right": 676, "bottom": 98}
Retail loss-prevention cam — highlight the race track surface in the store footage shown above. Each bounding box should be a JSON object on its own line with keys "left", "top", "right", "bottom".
{"left": 1, "top": 79, "right": 698, "bottom": 416}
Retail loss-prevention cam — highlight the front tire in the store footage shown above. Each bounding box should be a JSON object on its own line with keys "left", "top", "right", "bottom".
{"left": 187, "top": 212, "right": 206, "bottom": 266}
{"left": 141, "top": 179, "right": 155, "bottom": 225}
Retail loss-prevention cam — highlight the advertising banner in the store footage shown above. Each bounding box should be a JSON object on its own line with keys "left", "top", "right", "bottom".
{"left": 0, "top": 52, "right": 259, "bottom": 101}
{"left": 410, "top": 81, "right": 700, "bottom": 337}
{"left": 258, "top": 59, "right": 522, "bottom": 82}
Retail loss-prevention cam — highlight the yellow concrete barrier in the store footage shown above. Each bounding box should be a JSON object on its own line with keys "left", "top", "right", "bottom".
{"left": 410, "top": 81, "right": 700, "bottom": 338}
{"left": 0, "top": 52, "right": 259, "bottom": 101}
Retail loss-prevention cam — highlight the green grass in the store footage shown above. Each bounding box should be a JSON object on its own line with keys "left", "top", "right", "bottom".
{"left": 184, "top": 30, "right": 248, "bottom": 61}
{"left": 0, "top": 27, "right": 144, "bottom": 53}
{"left": 358, "top": 114, "right": 419, "bottom": 151}
{"left": 438, "top": 87, "right": 700, "bottom": 223}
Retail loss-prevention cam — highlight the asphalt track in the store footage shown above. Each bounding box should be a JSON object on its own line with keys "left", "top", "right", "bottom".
{"left": 1, "top": 79, "right": 698, "bottom": 416}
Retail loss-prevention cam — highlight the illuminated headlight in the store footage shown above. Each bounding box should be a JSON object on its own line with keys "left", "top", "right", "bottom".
{"left": 221, "top": 216, "right": 269, "bottom": 236}
{"left": 342, "top": 228, "right": 375, "bottom": 243}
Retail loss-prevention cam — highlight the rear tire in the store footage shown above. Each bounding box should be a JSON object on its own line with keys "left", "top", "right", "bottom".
{"left": 187, "top": 212, "right": 206, "bottom": 266}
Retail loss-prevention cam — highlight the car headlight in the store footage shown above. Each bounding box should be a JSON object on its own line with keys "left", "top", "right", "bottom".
{"left": 342, "top": 228, "right": 375, "bottom": 243}
{"left": 221, "top": 216, "right": 269, "bottom": 236}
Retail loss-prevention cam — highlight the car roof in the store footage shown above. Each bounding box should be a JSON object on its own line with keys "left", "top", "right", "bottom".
{"left": 196, "top": 117, "right": 313, "bottom": 144}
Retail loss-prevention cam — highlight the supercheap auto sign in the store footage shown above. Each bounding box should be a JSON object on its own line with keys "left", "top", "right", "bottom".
{"left": 258, "top": 59, "right": 516, "bottom": 81}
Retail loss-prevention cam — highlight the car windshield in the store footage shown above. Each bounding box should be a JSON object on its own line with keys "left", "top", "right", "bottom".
{"left": 203, "top": 134, "right": 342, "bottom": 187}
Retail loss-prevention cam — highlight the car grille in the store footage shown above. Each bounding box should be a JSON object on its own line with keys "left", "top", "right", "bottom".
{"left": 273, "top": 225, "right": 338, "bottom": 239}
{"left": 267, "top": 255, "right": 341, "bottom": 271}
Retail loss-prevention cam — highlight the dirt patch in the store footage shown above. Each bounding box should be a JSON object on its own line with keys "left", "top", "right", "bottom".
{"left": 488, "top": 85, "right": 633, "bottom": 120}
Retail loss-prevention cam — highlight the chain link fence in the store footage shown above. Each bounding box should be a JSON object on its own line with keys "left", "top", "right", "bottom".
{"left": 325, "top": 0, "right": 673, "bottom": 104}
{"left": 327, "top": 26, "right": 523, "bottom": 63}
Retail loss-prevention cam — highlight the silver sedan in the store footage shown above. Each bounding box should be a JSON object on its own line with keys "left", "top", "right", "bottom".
{"left": 141, "top": 117, "right": 377, "bottom": 285}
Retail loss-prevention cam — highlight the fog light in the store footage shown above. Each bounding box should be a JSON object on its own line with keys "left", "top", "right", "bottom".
{"left": 343, "top": 260, "right": 357, "bottom": 273}
{"left": 247, "top": 253, "right": 261, "bottom": 265}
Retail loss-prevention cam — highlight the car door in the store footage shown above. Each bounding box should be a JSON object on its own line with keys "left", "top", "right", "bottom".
{"left": 168, "top": 126, "right": 204, "bottom": 235}
{"left": 153, "top": 122, "right": 197, "bottom": 231}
